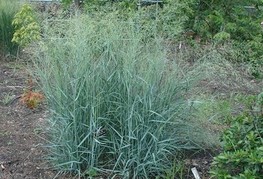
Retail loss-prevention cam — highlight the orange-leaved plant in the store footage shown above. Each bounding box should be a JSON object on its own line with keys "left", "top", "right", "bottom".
{"left": 20, "top": 78, "right": 44, "bottom": 109}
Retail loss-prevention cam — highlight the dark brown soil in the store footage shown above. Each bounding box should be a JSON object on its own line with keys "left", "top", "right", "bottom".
{"left": 0, "top": 61, "right": 61, "bottom": 179}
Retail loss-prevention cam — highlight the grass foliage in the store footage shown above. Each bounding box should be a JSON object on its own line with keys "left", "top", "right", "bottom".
{"left": 0, "top": 0, "right": 19, "bottom": 55}
{"left": 34, "top": 14, "right": 207, "bottom": 177}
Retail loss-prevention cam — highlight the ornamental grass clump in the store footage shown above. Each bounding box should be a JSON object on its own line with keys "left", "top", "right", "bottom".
{"left": 0, "top": 0, "right": 20, "bottom": 55}
{"left": 34, "top": 14, "right": 204, "bottom": 178}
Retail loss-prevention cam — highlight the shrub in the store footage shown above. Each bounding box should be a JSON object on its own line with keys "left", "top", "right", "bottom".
{"left": 33, "top": 14, "right": 209, "bottom": 178}
{"left": 12, "top": 4, "right": 41, "bottom": 48}
{"left": 210, "top": 93, "right": 263, "bottom": 178}
{"left": 181, "top": 0, "right": 263, "bottom": 41}
{"left": 178, "top": 0, "right": 263, "bottom": 77}
{"left": 0, "top": 0, "right": 20, "bottom": 55}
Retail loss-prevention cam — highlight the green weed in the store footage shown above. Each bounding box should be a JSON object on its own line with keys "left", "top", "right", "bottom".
{"left": 1, "top": 92, "right": 15, "bottom": 105}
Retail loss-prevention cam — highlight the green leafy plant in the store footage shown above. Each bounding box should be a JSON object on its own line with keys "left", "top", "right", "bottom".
{"left": 210, "top": 93, "right": 263, "bottom": 178}
{"left": 12, "top": 4, "right": 41, "bottom": 48}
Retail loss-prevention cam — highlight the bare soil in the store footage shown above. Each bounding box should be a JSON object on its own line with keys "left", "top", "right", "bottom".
{"left": 0, "top": 61, "right": 60, "bottom": 179}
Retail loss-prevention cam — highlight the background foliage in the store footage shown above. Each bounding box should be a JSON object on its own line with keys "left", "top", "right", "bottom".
{"left": 178, "top": 0, "right": 263, "bottom": 77}
{"left": 65, "top": 0, "right": 263, "bottom": 78}
{"left": 0, "top": 0, "right": 20, "bottom": 55}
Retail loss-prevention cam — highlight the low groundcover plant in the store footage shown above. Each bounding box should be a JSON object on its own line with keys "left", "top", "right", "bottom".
{"left": 210, "top": 93, "right": 263, "bottom": 178}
